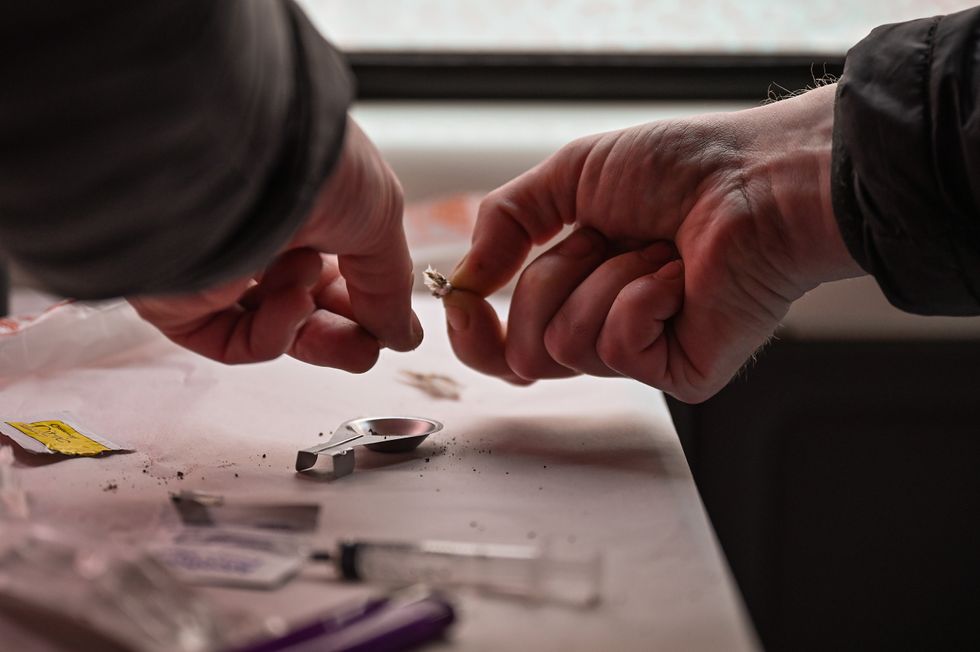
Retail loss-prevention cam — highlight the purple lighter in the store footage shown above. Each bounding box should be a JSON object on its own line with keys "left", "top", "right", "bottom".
{"left": 229, "top": 587, "right": 456, "bottom": 652}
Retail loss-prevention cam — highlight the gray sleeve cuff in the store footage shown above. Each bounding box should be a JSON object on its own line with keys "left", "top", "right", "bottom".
{"left": 0, "top": 0, "right": 353, "bottom": 299}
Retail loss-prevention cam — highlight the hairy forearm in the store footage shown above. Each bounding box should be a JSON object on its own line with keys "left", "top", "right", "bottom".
{"left": 738, "top": 83, "right": 865, "bottom": 291}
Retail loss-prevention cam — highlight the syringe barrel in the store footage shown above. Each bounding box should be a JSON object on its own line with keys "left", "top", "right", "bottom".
{"left": 337, "top": 540, "right": 601, "bottom": 606}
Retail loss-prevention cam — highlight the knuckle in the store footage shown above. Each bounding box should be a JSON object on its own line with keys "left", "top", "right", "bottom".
{"left": 479, "top": 187, "right": 505, "bottom": 211}
{"left": 478, "top": 188, "right": 519, "bottom": 225}
{"left": 504, "top": 343, "right": 545, "bottom": 381}
{"left": 596, "top": 331, "right": 631, "bottom": 372}
{"left": 503, "top": 349, "right": 534, "bottom": 380}
{"left": 543, "top": 318, "right": 585, "bottom": 368}
{"left": 511, "top": 272, "right": 547, "bottom": 307}
{"left": 562, "top": 133, "right": 599, "bottom": 158}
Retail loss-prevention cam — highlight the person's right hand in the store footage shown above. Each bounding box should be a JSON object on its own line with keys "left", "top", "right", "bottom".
{"left": 444, "top": 84, "right": 864, "bottom": 402}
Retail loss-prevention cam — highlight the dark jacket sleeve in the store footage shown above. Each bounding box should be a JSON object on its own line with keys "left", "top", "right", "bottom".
{"left": 832, "top": 6, "right": 980, "bottom": 315}
{"left": 0, "top": 0, "right": 352, "bottom": 299}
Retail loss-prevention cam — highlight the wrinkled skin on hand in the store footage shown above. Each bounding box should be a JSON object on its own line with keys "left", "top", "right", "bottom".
{"left": 445, "top": 84, "right": 862, "bottom": 403}
{"left": 131, "top": 117, "right": 422, "bottom": 371}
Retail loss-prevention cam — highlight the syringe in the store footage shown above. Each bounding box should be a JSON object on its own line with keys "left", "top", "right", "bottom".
{"left": 310, "top": 539, "right": 602, "bottom": 607}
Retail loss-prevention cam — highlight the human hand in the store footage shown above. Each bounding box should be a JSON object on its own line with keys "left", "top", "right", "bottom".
{"left": 444, "top": 84, "right": 863, "bottom": 402}
{"left": 131, "top": 117, "right": 422, "bottom": 370}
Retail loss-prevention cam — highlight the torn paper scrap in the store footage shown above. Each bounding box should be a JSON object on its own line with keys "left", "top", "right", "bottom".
{"left": 0, "top": 414, "right": 130, "bottom": 456}
{"left": 423, "top": 265, "right": 453, "bottom": 298}
{"left": 399, "top": 370, "right": 463, "bottom": 400}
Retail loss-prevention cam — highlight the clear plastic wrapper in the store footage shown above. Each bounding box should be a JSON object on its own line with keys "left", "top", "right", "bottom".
{"left": 0, "top": 298, "right": 158, "bottom": 376}
{"left": 0, "top": 522, "right": 226, "bottom": 652}
{"left": 148, "top": 526, "right": 310, "bottom": 590}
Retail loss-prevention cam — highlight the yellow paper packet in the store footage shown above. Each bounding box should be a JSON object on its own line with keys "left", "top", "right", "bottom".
{"left": 0, "top": 414, "right": 130, "bottom": 456}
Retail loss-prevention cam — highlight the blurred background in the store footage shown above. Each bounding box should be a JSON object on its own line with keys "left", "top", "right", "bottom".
{"left": 304, "top": 0, "right": 972, "bottom": 53}
{"left": 296, "top": 1, "right": 980, "bottom": 650}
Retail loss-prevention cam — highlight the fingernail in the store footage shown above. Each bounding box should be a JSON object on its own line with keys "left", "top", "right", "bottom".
{"left": 410, "top": 313, "right": 424, "bottom": 347}
{"left": 445, "top": 305, "right": 469, "bottom": 331}
{"left": 559, "top": 229, "right": 599, "bottom": 259}
{"left": 655, "top": 259, "right": 684, "bottom": 280}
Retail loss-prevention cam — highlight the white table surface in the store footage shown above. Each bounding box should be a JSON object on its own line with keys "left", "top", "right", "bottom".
{"left": 0, "top": 293, "right": 757, "bottom": 651}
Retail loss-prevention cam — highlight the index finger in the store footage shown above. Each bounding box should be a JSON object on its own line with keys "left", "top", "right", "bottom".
{"left": 338, "top": 220, "right": 422, "bottom": 352}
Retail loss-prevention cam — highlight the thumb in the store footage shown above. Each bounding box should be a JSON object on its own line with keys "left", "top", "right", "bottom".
{"left": 442, "top": 289, "right": 533, "bottom": 386}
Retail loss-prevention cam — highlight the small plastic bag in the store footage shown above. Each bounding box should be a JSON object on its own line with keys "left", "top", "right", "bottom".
{"left": 0, "top": 299, "right": 159, "bottom": 376}
{"left": 0, "top": 522, "right": 226, "bottom": 652}
{"left": 150, "top": 491, "right": 317, "bottom": 590}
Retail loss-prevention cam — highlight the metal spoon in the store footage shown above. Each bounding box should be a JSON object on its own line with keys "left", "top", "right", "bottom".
{"left": 295, "top": 416, "right": 443, "bottom": 479}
